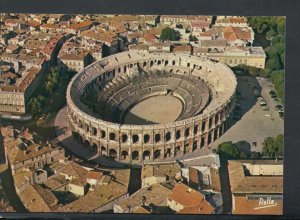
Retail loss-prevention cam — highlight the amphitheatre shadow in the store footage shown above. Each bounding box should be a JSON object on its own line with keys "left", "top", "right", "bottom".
{"left": 121, "top": 111, "right": 158, "bottom": 125}
{"left": 231, "top": 76, "right": 262, "bottom": 126}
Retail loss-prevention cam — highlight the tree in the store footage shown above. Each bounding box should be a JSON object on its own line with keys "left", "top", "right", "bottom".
{"left": 217, "top": 142, "right": 241, "bottom": 160}
{"left": 262, "top": 134, "right": 284, "bottom": 158}
{"left": 160, "top": 27, "right": 180, "bottom": 41}
{"left": 266, "top": 56, "right": 282, "bottom": 71}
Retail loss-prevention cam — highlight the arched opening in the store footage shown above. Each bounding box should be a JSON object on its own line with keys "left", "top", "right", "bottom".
{"left": 187, "top": 63, "right": 190, "bottom": 67}
{"left": 143, "top": 150, "right": 151, "bottom": 160}
{"left": 175, "top": 130, "right": 181, "bottom": 140}
{"left": 109, "top": 149, "right": 117, "bottom": 159}
{"left": 185, "top": 128, "right": 190, "bottom": 137}
{"left": 83, "top": 140, "right": 90, "bottom": 148}
{"left": 109, "top": 132, "right": 116, "bottom": 141}
{"left": 150, "top": 60, "right": 154, "bottom": 67}
{"left": 184, "top": 143, "right": 189, "bottom": 153}
{"left": 219, "top": 125, "right": 223, "bottom": 136}
{"left": 172, "top": 60, "right": 175, "bottom": 65}
{"left": 144, "top": 134, "right": 150, "bottom": 144}
{"left": 214, "top": 129, "right": 218, "bottom": 140}
{"left": 92, "top": 127, "right": 97, "bottom": 136}
{"left": 165, "top": 148, "right": 171, "bottom": 158}
{"left": 132, "top": 134, "right": 139, "bottom": 144}
{"left": 175, "top": 146, "right": 181, "bottom": 156}
{"left": 193, "top": 141, "right": 197, "bottom": 151}
{"left": 78, "top": 120, "right": 83, "bottom": 128}
{"left": 132, "top": 151, "right": 139, "bottom": 160}
{"left": 201, "top": 137, "right": 205, "bottom": 148}
{"left": 194, "top": 125, "right": 198, "bottom": 135}
{"left": 121, "top": 150, "right": 129, "bottom": 160}
{"left": 165, "top": 60, "right": 168, "bottom": 66}
{"left": 154, "top": 150, "right": 161, "bottom": 159}
{"left": 165, "top": 132, "right": 171, "bottom": 142}
{"left": 157, "top": 60, "right": 161, "bottom": 65}
{"left": 85, "top": 124, "right": 89, "bottom": 132}
{"left": 143, "top": 61, "right": 147, "bottom": 67}
{"left": 201, "top": 121, "right": 206, "bottom": 132}
{"left": 122, "top": 134, "right": 128, "bottom": 143}
{"left": 208, "top": 133, "right": 212, "bottom": 145}
{"left": 154, "top": 134, "right": 161, "bottom": 143}
{"left": 124, "top": 66, "right": 127, "bottom": 73}
{"left": 100, "top": 146, "right": 106, "bottom": 155}
{"left": 101, "top": 130, "right": 106, "bottom": 139}
{"left": 215, "top": 114, "right": 219, "bottom": 125}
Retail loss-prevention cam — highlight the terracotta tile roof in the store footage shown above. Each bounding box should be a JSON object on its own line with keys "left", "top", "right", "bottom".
{"left": 169, "top": 183, "right": 214, "bottom": 214}
{"left": 223, "top": 26, "right": 252, "bottom": 42}
{"left": 168, "top": 183, "right": 204, "bottom": 206}
{"left": 19, "top": 185, "right": 51, "bottom": 212}
{"left": 143, "top": 34, "right": 158, "bottom": 43}
{"left": 86, "top": 171, "right": 103, "bottom": 180}
{"left": 228, "top": 160, "right": 283, "bottom": 194}
{"left": 173, "top": 44, "right": 192, "bottom": 52}
{"left": 142, "top": 163, "right": 180, "bottom": 179}
{"left": 67, "top": 21, "right": 93, "bottom": 31}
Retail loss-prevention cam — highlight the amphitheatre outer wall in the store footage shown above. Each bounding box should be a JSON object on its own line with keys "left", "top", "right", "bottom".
{"left": 66, "top": 51, "right": 237, "bottom": 162}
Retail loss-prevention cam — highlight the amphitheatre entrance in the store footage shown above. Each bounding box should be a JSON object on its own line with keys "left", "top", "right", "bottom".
{"left": 123, "top": 95, "right": 183, "bottom": 125}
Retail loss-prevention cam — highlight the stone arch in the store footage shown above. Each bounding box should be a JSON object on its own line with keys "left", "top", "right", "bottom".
{"left": 109, "top": 149, "right": 117, "bottom": 158}
{"left": 208, "top": 132, "right": 212, "bottom": 145}
{"left": 109, "top": 132, "right": 116, "bottom": 141}
{"left": 193, "top": 141, "right": 197, "bottom": 151}
{"left": 175, "top": 146, "right": 181, "bottom": 156}
{"left": 100, "top": 146, "right": 106, "bottom": 155}
{"left": 132, "top": 134, "right": 139, "bottom": 144}
{"left": 122, "top": 134, "right": 128, "bottom": 143}
{"left": 175, "top": 130, "right": 181, "bottom": 140}
{"left": 154, "top": 149, "right": 161, "bottom": 159}
{"left": 154, "top": 134, "right": 161, "bottom": 143}
{"left": 92, "top": 127, "right": 97, "bottom": 136}
{"left": 150, "top": 60, "right": 154, "bottom": 67}
{"left": 143, "top": 150, "right": 151, "bottom": 160}
{"left": 144, "top": 134, "right": 150, "bottom": 144}
{"left": 132, "top": 151, "right": 139, "bottom": 160}
{"left": 121, "top": 150, "right": 129, "bottom": 160}
{"left": 100, "top": 130, "right": 106, "bottom": 139}
{"left": 165, "top": 148, "right": 171, "bottom": 158}
{"left": 194, "top": 125, "right": 198, "bottom": 135}
{"left": 78, "top": 120, "right": 83, "bottom": 128}
{"left": 185, "top": 128, "right": 190, "bottom": 137}
{"left": 165, "top": 132, "right": 171, "bottom": 142}
{"left": 214, "top": 128, "right": 218, "bottom": 141}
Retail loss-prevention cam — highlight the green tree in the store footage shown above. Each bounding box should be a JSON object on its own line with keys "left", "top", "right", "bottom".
{"left": 262, "top": 134, "right": 284, "bottom": 158}
{"left": 217, "top": 142, "right": 241, "bottom": 160}
{"left": 266, "top": 56, "right": 281, "bottom": 70}
{"left": 160, "top": 27, "right": 180, "bottom": 41}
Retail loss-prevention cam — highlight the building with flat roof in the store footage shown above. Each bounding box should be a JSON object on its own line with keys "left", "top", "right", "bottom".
{"left": 228, "top": 160, "right": 283, "bottom": 215}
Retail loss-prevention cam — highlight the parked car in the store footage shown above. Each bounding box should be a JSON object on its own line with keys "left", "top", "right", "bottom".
{"left": 259, "top": 101, "right": 267, "bottom": 106}
{"left": 262, "top": 106, "right": 269, "bottom": 111}
{"left": 265, "top": 113, "right": 272, "bottom": 117}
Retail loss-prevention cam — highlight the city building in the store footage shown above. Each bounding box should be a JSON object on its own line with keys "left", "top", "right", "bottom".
{"left": 228, "top": 160, "right": 283, "bottom": 215}
{"left": 141, "top": 163, "right": 181, "bottom": 188}
{"left": 167, "top": 183, "right": 215, "bottom": 214}
{"left": 1, "top": 127, "right": 65, "bottom": 175}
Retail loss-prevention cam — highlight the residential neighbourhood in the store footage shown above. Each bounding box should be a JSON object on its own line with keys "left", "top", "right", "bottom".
{"left": 0, "top": 14, "right": 284, "bottom": 215}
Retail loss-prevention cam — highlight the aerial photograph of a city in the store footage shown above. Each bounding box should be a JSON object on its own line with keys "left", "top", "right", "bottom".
{"left": 0, "top": 14, "right": 284, "bottom": 215}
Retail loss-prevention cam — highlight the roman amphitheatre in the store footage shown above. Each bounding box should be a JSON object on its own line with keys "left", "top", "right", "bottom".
{"left": 66, "top": 51, "right": 237, "bottom": 162}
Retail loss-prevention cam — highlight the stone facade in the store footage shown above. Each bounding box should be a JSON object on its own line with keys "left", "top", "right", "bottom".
{"left": 66, "top": 51, "right": 237, "bottom": 163}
